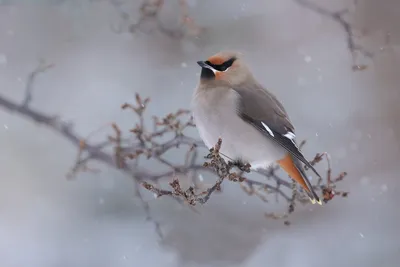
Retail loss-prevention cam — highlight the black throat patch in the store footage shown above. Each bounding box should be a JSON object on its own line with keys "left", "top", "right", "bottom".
{"left": 200, "top": 67, "right": 215, "bottom": 80}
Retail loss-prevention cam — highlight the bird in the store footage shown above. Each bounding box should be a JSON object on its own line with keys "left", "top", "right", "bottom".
{"left": 191, "top": 50, "right": 323, "bottom": 205}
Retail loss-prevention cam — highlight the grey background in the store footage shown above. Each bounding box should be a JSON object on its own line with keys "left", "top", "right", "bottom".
{"left": 0, "top": 0, "right": 399, "bottom": 266}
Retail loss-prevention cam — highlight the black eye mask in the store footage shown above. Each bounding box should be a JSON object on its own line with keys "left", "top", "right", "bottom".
{"left": 205, "top": 57, "right": 236, "bottom": 72}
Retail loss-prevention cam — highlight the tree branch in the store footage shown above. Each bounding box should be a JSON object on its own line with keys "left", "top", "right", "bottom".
{"left": 109, "top": 0, "right": 203, "bottom": 38}
{"left": 1, "top": 52, "right": 349, "bottom": 237}
{"left": 293, "top": 0, "right": 373, "bottom": 71}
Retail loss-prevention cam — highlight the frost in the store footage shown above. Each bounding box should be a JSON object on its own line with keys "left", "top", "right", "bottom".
{"left": 0, "top": 54, "right": 7, "bottom": 65}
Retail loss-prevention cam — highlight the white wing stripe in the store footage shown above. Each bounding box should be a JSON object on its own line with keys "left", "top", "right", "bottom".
{"left": 261, "top": 122, "right": 274, "bottom": 137}
{"left": 283, "top": 131, "right": 296, "bottom": 140}
{"left": 260, "top": 125, "right": 299, "bottom": 149}
{"left": 283, "top": 131, "right": 299, "bottom": 148}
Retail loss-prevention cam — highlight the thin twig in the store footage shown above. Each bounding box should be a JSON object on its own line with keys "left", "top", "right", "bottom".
{"left": 21, "top": 60, "right": 54, "bottom": 108}
{"left": 293, "top": 0, "right": 372, "bottom": 71}
{"left": 0, "top": 62, "right": 348, "bottom": 232}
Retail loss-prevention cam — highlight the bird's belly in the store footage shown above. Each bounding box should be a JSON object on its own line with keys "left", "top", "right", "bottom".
{"left": 193, "top": 107, "right": 285, "bottom": 169}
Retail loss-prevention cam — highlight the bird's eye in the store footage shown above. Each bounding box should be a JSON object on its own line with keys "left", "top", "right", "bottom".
{"left": 220, "top": 57, "right": 236, "bottom": 71}
{"left": 205, "top": 57, "right": 236, "bottom": 72}
{"left": 219, "top": 65, "right": 228, "bottom": 71}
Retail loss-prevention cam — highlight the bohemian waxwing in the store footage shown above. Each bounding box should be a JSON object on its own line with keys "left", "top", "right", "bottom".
{"left": 191, "top": 51, "right": 322, "bottom": 205}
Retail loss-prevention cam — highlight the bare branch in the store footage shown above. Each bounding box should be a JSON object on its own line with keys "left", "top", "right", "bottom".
{"left": 0, "top": 57, "right": 348, "bottom": 232}
{"left": 293, "top": 0, "right": 372, "bottom": 71}
{"left": 21, "top": 60, "right": 54, "bottom": 108}
{"left": 109, "top": 0, "right": 203, "bottom": 38}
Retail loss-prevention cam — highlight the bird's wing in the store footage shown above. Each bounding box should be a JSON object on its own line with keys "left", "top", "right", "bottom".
{"left": 231, "top": 84, "right": 321, "bottom": 178}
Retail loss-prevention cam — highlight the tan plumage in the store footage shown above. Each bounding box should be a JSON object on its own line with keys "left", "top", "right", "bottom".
{"left": 191, "top": 51, "right": 322, "bottom": 205}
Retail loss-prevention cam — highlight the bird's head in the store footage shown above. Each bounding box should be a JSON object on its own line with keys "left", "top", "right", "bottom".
{"left": 197, "top": 51, "right": 253, "bottom": 86}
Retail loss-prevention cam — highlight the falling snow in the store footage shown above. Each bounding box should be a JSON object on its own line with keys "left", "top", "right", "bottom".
{"left": 198, "top": 174, "right": 204, "bottom": 181}
{"left": 0, "top": 54, "right": 7, "bottom": 65}
{"left": 0, "top": 2, "right": 399, "bottom": 267}
{"left": 381, "top": 184, "right": 388, "bottom": 192}
{"left": 304, "top": 56, "right": 312, "bottom": 63}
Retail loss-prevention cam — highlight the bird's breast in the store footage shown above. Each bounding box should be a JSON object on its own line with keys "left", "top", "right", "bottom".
{"left": 191, "top": 89, "right": 238, "bottom": 148}
{"left": 191, "top": 88, "right": 286, "bottom": 167}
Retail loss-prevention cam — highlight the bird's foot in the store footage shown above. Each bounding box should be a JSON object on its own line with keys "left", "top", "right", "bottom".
{"left": 204, "top": 148, "right": 215, "bottom": 159}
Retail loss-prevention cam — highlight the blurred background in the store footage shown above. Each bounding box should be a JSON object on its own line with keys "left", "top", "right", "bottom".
{"left": 0, "top": 0, "right": 399, "bottom": 266}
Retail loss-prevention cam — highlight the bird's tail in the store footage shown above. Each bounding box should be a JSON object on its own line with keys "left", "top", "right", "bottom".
{"left": 277, "top": 153, "right": 322, "bottom": 205}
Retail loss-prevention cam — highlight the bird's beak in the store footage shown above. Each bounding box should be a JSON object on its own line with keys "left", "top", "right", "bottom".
{"left": 197, "top": 61, "right": 218, "bottom": 75}
{"left": 197, "top": 61, "right": 211, "bottom": 69}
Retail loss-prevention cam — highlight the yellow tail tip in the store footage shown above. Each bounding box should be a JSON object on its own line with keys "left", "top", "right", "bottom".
{"left": 308, "top": 197, "right": 323, "bottom": 205}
